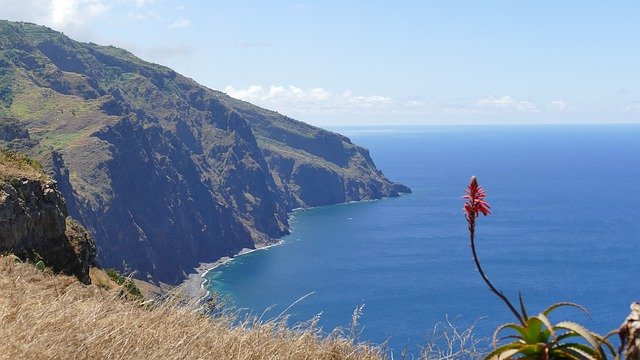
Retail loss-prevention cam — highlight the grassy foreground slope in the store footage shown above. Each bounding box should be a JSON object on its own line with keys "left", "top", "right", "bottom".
{"left": 0, "top": 257, "right": 383, "bottom": 359}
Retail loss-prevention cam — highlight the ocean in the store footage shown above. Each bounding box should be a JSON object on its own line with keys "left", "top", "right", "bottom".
{"left": 205, "top": 125, "right": 640, "bottom": 355}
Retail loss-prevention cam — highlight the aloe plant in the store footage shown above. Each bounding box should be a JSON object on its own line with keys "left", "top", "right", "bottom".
{"left": 462, "top": 176, "right": 617, "bottom": 360}
{"left": 487, "top": 303, "right": 616, "bottom": 359}
{"left": 35, "top": 260, "right": 45, "bottom": 271}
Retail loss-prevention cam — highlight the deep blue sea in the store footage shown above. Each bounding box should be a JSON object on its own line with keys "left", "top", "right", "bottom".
{"left": 206, "top": 125, "right": 640, "bottom": 356}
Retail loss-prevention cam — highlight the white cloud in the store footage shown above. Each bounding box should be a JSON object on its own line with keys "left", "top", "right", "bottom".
{"left": 168, "top": 17, "right": 190, "bottom": 29}
{"left": 0, "top": 0, "right": 108, "bottom": 40}
{"left": 548, "top": 100, "right": 568, "bottom": 111}
{"left": 114, "top": 0, "right": 154, "bottom": 7}
{"left": 548, "top": 100, "right": 567, "bottom": 110}
{"left": 223, "top": 87, "right": 576, "bottom": 124}
{"left": 293, "top": 4, "right": 309, "bottom": 10}
{"left": 0, "top": 0, "right": 184, "bottom": 40}
{"left": 547, "top": 100, "right": 580, "bottom": 113}
{"left": 225, "top": 85, "right": 266, "bottom": 101}
{"left": 622, "top": 103, "right": 640, "bottom": 112}
{"left": 224, "top": 84, "right": 395, "bottom": 117}
{"left": 349, "top": 94, "right": 391, "bottom": 105}
{"left": 310, "top": 88, "right": 331, "bottom": 101}
{"left": 474, "top": 95, "right": 538, "bottom": 113}
{"left": 126, "top": 10, "right": 163, "bottom": 21}
{"left": 424, "top": 95, "right": 551, "bottom": 116}
{"left": 0, "top": 0, "right": 50, "bottom": 21}
{"left": 49, "top": 0, "right": 107, "bottom": 27}
{"left": 131, "top": 0, "right": 155, "bottom": 7}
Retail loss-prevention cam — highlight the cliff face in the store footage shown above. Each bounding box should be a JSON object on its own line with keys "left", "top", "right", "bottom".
{"left": 0, "top": 151, "right": 96, "bottom": 284}
{"left": 228, "top": 100, "right": 411, "bottom": 208}
{"left": 0, "top": 20, "right": 410, "bottom": 284}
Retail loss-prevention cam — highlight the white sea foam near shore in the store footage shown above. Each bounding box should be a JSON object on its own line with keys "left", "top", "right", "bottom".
{"left": 179, "top": 241, "right": 285, "bottom": 300}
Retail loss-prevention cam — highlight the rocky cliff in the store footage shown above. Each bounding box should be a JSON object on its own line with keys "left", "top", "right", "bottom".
{"left": 0, "top": 20, "right": 410, "bottom": 284}
{"left": 0, "top": 150, "right": 95, "bottom": 284}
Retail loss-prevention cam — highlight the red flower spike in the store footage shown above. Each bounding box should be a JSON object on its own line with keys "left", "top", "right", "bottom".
{"left": 463, "top": 176, "right": 491, "bottom": 219}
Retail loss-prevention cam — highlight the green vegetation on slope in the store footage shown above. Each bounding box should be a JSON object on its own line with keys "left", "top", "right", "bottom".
{"left": 0, "top": 58, "right": 14, "bottom": 108}
{"left": 0, "top": 148, "right": 44, "bottom": 180}
{"left": 105, "top": 268, "right": 143, "bottom": 300}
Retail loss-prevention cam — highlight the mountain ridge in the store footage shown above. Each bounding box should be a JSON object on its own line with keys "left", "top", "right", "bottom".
{"left": 0, "top": 20, "right": 410, "bottom": 284}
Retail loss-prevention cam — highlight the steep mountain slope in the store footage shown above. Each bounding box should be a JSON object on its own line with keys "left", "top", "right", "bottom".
{"left": 0, "top": 20, "right": 410, "bottom": 284}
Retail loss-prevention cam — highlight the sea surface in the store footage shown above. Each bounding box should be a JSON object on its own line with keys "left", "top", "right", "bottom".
{"left": 205, "top": 125, "right": 640, "bottom": 355}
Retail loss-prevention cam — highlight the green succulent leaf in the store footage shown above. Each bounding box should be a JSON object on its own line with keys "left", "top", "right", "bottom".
{"left": 554, "top": 321, "right": 600, "bottom": 351}
{"left": 536, "top": 312, "right": 557, "bottom": 342}
{"left": 542, "top": 302, "right": 590, "bottom": 318}
{"left": 556, "top": 332, "right": 582, "bottom": 342}
{"left": 554, "top": 342, "right": 599, "bottom": 357}
{"left": 523, "top": 317, "right": 549, "bottom": 343}
{"left": 492, "top": 323, "right": 528, "bottom": 346}
{"left": 553, "top": 344, "right": 598, "bottom": 360}
{"left": 513, "top": 343, "right": 545, "bottom": 357}
{"left": 519, "top": 292, "right": 529, "bottom": 322}
{"left": 484, "top": 342, "right": 527, "bottom": 360}
{"left": 555, "top": 349, "right": 592, "bottom": 359}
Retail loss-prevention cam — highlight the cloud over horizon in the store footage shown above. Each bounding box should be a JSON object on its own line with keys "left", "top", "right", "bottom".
{"left": 474, "top": 95, "right": 538, "bottom": 113}
{"left": 223, "top": 85, "right": 583, "bottom": 124}
{"left": 224, "top": 85, "right": 395, "bottom": 118}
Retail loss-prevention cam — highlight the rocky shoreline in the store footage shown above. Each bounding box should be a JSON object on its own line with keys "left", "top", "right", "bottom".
{"left": 178, "top": 241, "right": 285, "bottom": 300}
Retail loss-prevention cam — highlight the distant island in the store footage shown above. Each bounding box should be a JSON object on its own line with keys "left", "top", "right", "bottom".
{"left": 0, "top": 20, "right": 410, "bottom": 285}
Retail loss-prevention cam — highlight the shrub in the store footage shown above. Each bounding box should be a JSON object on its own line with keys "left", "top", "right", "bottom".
{"left": 105, "top": 268, "right": 143, "bottom": 300}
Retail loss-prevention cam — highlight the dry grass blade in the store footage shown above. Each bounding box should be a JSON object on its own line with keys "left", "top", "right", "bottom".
{"left": 0, "top": 257, "right": 384, "bottom": 359}
{"left": 420, "top": 317, "right": 487, "bottom": 360}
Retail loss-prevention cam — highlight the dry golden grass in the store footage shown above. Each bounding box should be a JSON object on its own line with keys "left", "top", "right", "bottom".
{"left": 88, "top": 266, "right": 116, "bottom": 290}
{"left": 0, "top": 257, "right": 384, "bottom": 360}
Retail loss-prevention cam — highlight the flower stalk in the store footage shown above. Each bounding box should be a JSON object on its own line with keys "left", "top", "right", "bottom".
{"left": 464, "top": 176, "right": 524, "bottom": 325}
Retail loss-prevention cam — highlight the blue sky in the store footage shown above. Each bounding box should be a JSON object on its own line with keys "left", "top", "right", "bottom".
{"left": 1, "top": 0, "right": 639, "bottom": 125}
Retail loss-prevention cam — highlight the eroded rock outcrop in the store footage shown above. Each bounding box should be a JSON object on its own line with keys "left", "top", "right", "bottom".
{"left": 0, "top": 172, "right": 96, "bottom": 284}
{"left": 619, "top": 302, "right": 640, "bottom": 360}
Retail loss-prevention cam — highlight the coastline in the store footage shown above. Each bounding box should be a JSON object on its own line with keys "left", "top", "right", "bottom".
{"left": 177, "top": 195, "right": 410, "bottom": 301}
{"left": 178, "top": 241, "right": 285, "bottom": 300}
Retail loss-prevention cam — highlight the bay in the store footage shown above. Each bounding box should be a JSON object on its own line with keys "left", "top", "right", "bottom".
{"left": 205, "top": 124, "right": 640, "bottom": 355}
